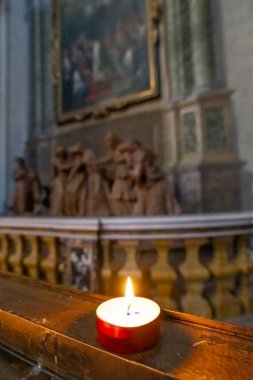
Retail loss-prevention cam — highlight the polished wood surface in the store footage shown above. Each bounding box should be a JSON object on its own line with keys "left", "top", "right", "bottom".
{"left": 0, "top": 271, "right": 252, "bottom": 379}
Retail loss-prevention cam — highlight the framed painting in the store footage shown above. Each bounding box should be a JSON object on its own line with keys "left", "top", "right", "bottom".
{"left": 53, "top": 0, "right": 159, "bottom": 124}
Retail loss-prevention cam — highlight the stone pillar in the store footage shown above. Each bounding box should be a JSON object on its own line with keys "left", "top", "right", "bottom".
{"left": 0, "top": 1, "right": 9, "bottom": 214}
{"left": 166, "top": 1, "right": 243, "bottom": 213}
{"left": 176, "top": 89, "right": 242, "bottom": 213}
{"left": 167, "top": 0, "right": 180, "bottom": 98}
{"left": 0, "top": 0, "right": 31, "bottom": 210}
{"left": 31, "top": 0, "right": 53, "bottom": 135}
{"left": 26, "top": 0, "right": 53, "bottom": 186}
{"left": 189, "top": 0, "right": 214, "bottom": 90}
{"left": 32, "top": 0, "right": 43, "bottom": 138}
{"left": 41, "top": 1, "right": 54, "bottom": 133}
{"left": 174, "top": 0, "right": 187, "bottom": 96}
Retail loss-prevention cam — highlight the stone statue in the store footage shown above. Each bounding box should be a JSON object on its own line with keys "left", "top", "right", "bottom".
{"left": 83, "top": 148, "right": 111, "bottom": 216}
{"left": 51, "top": 144, "right": 112, "bottom": 217}
{"left": 11, "top": 157, "right": 41, "bottom": 215}
{"left": 132, "top": 149, "right": 181, "bottom": 216}
{"left": 12, "top": 157, "right": 30, "bottom": 215}
{"left": 27, "top": 168, "right": 41, "bottom": 215}
{"left": 50, "top": 147, "right": 69, "bottom": 216}
{"left": 97, "top": 133, "right": 136, "bottom": 216}
{"left": 65, "top": 144, "right": 86, "bottom": 216}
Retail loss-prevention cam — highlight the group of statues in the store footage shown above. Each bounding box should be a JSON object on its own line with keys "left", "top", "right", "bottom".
{"left": 50, "top": 133, "right": 181, "bottom": 217}
{"left": 11, "top": 133, "right": 181, "bottom": 217}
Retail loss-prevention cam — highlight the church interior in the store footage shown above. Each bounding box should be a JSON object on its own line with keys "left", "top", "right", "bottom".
{"left": 0, "top": 0, "right": 253, "bottom": 378}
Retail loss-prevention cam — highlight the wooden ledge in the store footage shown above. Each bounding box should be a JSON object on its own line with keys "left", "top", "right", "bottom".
{"left": 0, "top": 272, "right": 252, "bottom": 379}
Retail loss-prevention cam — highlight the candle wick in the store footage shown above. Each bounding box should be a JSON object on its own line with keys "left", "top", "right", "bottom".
{"left": 127, "top": 303, "right": 140, "bottom": 316}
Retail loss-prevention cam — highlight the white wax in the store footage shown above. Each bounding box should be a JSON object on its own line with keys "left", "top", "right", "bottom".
{"left": 96, "top": 297, "right": 160, "bottom": 328}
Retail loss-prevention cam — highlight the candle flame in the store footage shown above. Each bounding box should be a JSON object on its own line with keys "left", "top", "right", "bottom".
{"left": 125, "top": 277, "right": 134, "bottom": 298}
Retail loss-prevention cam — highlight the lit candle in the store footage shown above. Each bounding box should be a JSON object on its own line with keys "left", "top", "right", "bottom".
{"left": 96, "top": 277, "right": 160, "bottom": 353}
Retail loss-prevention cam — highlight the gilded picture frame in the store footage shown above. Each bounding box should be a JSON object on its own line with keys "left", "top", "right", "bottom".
{"left": 53, "top": 0, "right": 159, "bottom": 124}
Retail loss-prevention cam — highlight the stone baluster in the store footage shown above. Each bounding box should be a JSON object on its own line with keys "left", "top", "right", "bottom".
{"left": 8, "top": 235, "right": 24, "bottom": 275}
{"left": 0, "top": 234, "right": 9, "bottom": 271}
{"left": 101, "top": 240, "right": 112, "bottom": 295}
{"left": 57, "top": 238, "right": 68, "bottom": 285}
{"left": 151, "top": 240, "right": 177, "bottom": 309}
{"left": 208, "top": 237, "right": 241, "bottom": 318}
{"left": 40, "top": 237, "right": 58, "bottom": 283}
{"left": 236, "top": 236, "right": 251, "bottom": 313}
{"left": 23, "top": 235, "right": 39, "bottom": 279}
{"left": 179, "top": 239, "right": 211, "bottom": 317}
{"left": 84, "top": 241, "right": 99, "bottom": 292}
{"left": 117, "top": 240, "right": 142, "bottom": 295}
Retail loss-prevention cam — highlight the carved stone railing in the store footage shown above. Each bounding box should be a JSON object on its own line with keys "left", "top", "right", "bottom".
{"left": 0, "top": 213, "right": 252, "bottom": 319}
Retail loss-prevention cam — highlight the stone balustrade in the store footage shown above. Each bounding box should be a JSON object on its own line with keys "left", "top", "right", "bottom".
{"left": 0, "top": 213, "right": 252, "bottom": 319}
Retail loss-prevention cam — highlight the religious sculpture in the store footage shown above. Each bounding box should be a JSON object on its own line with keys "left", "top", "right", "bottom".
{"left": 83, "top": 148, "right": 111, "bottom": 216}
{"left": 50, "top": 143, "right": 112, "bottom": 217}
{"left": 97, "top": 133, "right": 136, "bottom": 216}
{"left": 27, "top": 167, "right": 42, "bottom": 215}
{"left": 117, "top": 139, "right": 181, "bottom": 216}
{"left": 50, "top": 147, "right": 69, "bottom": 216}
{"left": 13, "top": 134, "right": 181, "bottom": 217}
{"left": 11, "top": 157, "right": 41, "bottom": 215}
{"left": 131, "top": 149, "right": 181, "bottom": 216}
{"left": 65, "top": 144, "right": 86, "bottom": 216}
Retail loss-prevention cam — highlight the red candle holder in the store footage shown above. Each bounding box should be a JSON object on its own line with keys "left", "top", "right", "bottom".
{"left": 96, "top": 297, "right": 160, "bottom": 354}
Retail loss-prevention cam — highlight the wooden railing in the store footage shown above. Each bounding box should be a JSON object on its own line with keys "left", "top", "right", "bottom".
{"left": 1, "top": 272, "right": 253, "bottom": 379}
{"left": 0, "top": 213, "right": 252, "bottom": 319}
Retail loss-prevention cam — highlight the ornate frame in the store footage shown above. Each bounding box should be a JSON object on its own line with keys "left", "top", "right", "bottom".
{"left": 53, "top": 0, "right": 159, "bottom": 124}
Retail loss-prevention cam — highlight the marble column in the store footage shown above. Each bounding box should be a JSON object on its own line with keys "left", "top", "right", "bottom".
{"left": 167, "top": 0, "right": 193, "bottom": 99}
{"left": 189, "top": 0, "right": 214, "bottom": 90}
{"left": 174, "top": 0, "right": 186, "bottom": 96}
{"left": 167, "top": 0, "right": 180, "bottom": 98}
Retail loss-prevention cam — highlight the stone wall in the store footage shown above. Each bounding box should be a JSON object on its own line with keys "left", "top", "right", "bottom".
{"left": 1, "top": 0, "right": 253, "bottom": 213}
